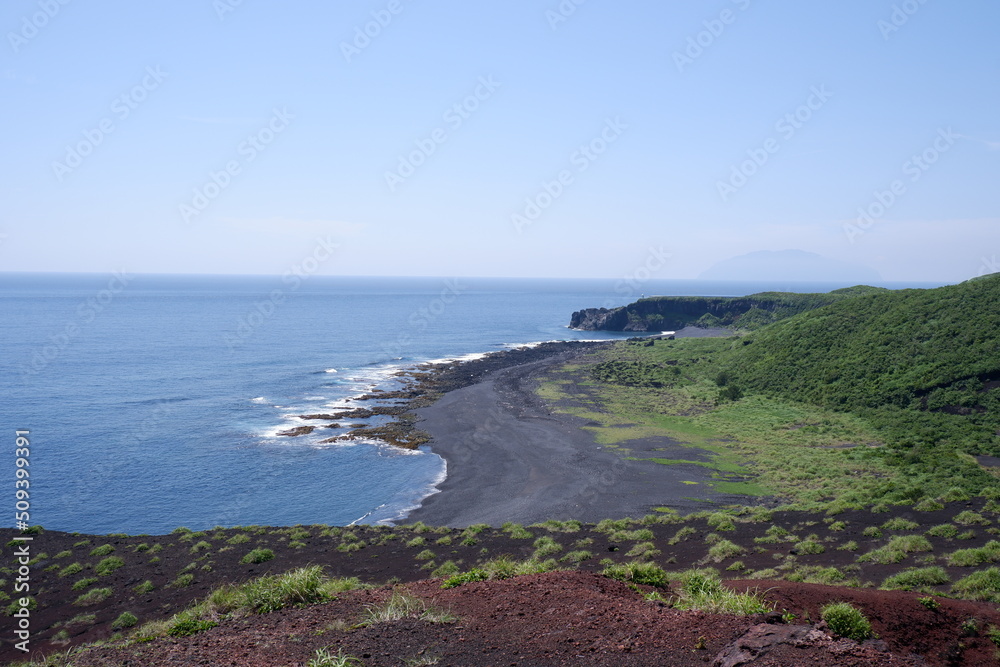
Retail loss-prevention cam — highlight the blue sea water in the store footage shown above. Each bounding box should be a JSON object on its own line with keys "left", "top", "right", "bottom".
{"left": 2, "top": 273, "right": 943, "bottom": 535}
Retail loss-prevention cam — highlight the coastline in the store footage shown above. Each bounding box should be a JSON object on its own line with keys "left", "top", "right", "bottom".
{"left": 403, "top": 330, "right": 746, "bottom": 527}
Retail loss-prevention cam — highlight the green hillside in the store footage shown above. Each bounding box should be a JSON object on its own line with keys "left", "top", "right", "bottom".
{"left": 724, "top": 275, "right": 1000, "bottom": 448}
{"left": 586, "top": 275, "right": 1000, "bottom": 505}
{"left": 569, "top": 285, "right": 888, "bottom": 331}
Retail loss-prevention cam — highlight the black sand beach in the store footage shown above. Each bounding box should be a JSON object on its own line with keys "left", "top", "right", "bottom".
{"left": 405, "top": 332, "right": 747, "bottom": 527}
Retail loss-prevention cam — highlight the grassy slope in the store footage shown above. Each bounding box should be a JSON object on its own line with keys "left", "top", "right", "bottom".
{"left": 560, "top": 276, "right": 1000, "bottom": 508}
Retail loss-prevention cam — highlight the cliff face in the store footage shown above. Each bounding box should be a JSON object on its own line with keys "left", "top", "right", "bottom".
{"left": 570, "top": 288, "right": 886, "bottom": 332}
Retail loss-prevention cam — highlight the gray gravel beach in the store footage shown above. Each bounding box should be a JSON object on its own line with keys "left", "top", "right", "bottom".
{"left": 404, "top": 338, "right": 745, "bottom": 527}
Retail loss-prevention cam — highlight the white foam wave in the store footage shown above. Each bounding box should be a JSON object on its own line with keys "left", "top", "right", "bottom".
{"left": 325, "top": 368, "right": 338, "bottom": 373}
{"left": 418, "top": 351, "right": 491, "bottom": 366}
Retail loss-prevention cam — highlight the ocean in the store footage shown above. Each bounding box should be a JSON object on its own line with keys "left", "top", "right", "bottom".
{"left": 3, "top": 273, "right": 942, "bottom": 535}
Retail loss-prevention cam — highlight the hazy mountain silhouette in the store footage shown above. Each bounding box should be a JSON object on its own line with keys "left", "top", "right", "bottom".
{"left": 699, "top": 250, "right": 881, "bottom": 282}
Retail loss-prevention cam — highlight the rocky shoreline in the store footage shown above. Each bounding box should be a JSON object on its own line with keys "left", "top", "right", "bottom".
{"left": 276, "top": 341, "right": 615, "bottom": 450}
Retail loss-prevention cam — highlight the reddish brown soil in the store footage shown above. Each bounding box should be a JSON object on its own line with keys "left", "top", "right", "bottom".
{"left": 5, "top": 498, "right": 1000, "bottom": 665}
{"left": 55, "top": 571, "right": 1000, "bottom": 666}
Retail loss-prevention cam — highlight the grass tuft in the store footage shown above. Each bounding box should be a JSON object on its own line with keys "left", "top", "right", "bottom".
{"left": 240, "top": 548, "right": 275, "bottom": 564}
{"left": 361, "top": 590, "right": 455, "bottom": 626}
{"left": 672, "top": 569, "right": 773, "bottom": 615}
{"left": 602, "top": 561, "right": 668, "bottom": 588}
{"left": 821, "top": 601, "right": 873, "bottom": 641}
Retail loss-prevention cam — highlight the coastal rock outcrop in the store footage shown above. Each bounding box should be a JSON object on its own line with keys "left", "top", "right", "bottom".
{"left": 570, "top": 286, "right": 888, "bottom": 332}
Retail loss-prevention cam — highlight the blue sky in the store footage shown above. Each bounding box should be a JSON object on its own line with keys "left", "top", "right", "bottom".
{"left": 1, "top": 0, "right": 997, "bottom": 281}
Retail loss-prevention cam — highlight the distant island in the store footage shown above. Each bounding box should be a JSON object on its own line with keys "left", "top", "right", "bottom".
{"left": 699, "top": 249, "right": 882, "bottom": 282}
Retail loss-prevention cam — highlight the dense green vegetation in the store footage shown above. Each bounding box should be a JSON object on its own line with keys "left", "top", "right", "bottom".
{"left": 572, "top": 285, "right": 888, "bottom": 331}
{"left": 582, "top": 275, "right": 1000, "bottom": 505}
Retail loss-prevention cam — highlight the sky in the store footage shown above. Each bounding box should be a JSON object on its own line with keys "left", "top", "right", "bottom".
{"left": 1, "top": 0, "right": 997, "bottom": 283}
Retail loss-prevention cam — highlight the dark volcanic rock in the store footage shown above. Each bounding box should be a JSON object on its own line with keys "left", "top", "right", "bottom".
{"left": 276, "top": 425, "right": 315, "bottom": 437}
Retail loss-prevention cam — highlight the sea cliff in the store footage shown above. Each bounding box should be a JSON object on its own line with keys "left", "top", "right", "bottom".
{"left": 570, "top": 286, "right": 887, "bottom": 332}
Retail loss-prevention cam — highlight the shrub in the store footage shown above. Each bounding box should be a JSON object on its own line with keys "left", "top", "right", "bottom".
{"left": 669, "top": 526, "right": 697, "bottom": 545}
{"left": 881, "top": 567, "right": 950, "bottom": 590}
{"left": 241, "top": 548, "right": 275, "bottom": 565}
{"left": 708, "top": 539, "right": 746, "bottom": 562}
{"left": 89, "top": 544, "right": 115, "bottom": 557}
{"left": 881, "top": 518, "right": 919, "bottom": 531}
{"left": 837, "top": 541, "right": 859, "bottom": 552}
{"left": 533, "top": 536, "right": 563, "bottom": 558}
{"left": 441, "top": 557, "right": 556, "bottom": 588}
{"left": 672, "top": 569, "right": 772, "bottom": 615}
{"left": 58, "top": 563, "right": 83, "bottom": 577}
{"left": 793, "top": 536, "right": 826, "bottom": 555}
{"left": 954, "top": 511, "right": 991, "bottom": 526}
{"left": 406, "top": 537, "right": 426, "bottom": 548}
{"left": 440, "top": 569, "right": 488, "bottom": 588}
{"left": 54, "top": 550, "right": 72, "bottom": 559}
{"left": 167, "top": 616, "right": 218, "bottom": 637}
{"left": 65, "top": 613, "right": 96, "bottom": 627}
{"left": 361, "top": 590, "right": 455, "bottom": 625}
{"left": 755, "top": 525, "right": 792, "bottom": 544}
{"left": 74, "top": 588, "right": 112, "bottom": 606}
{"left": 5, "top": 597, "right": 37, "bottom": 616}
{"left": 946, "top": 541, "right": 1000, "bottom": 567}
{"left": 888, "top": 534, "right": 933, "bottom": 553}
{"left": 435, "top": 535, "right": 452, "bottom": 546}
{"left": 857, "top": 547, "right": 906, "bottom": 565}
{"left": 821, "top": 602, "right": 873, "bottom": 641}
{"left": 926, "top": 524, "right": 959, "bottom": 538}
{"left": 133, "top": 580, "right": 154, "bottom": 594}
{"left": 748, "top": 568, "right": 781, "bottom": 580}
{"left": 128, "top": 567, "right": 366, "bottom": 642}
{"left": 914, "top": 498, "right": 945, "bottom": 512}
{"left": 95, "top": 556, "right": 124, "bottom": 576}
{"left": 502, "top": 523, "right": 533, "bottom": 539}
{"left": 227, "top": 533, "right": 251, "bottom": 545}
{"left": 288, "top": 528, "right": 310, "bottom": 541}
{"left": 431, "top": 561, "right": 460, "bottom": 578}
{"left": 190, "top": 540, "right": 212, "bottom": 553}
{"left": 172, "top": 573, "right": 195, "bottom": 587}
{"left": 861, "top": 527, "right": 883, "bottom": 538}
{"left": 789, "top": 566, "right": 844, "bottom": 585}
{"left": 707, "top": 513, "right": 736, "bottom": 531}
{"left": 208, "top": 566, "right": 338, "bottom": 613}
{"left": 596, "top": 518, "right": 631, "bottom": 533}
{"left": 71, "top": 577, "right": 98, "bottom": 591}
{"left": 602, "top": 561, "right": 668, "bottom": 588}
{"left": 625, "top": 542, "right": 661, "bottom": 559}
{"left": 415, "top": 550, "right": 435, "bottom": 561}
{"left": 918, "top": 596, "right": 941, "bottom": 611}
{"left": 939, "top": 487, "right": 971, "bottom": 502}
{"left": 560, "top": 550, "right": 593, "bottom": 564}
{"left": 112, "top": 611, "right": 138, "bottom": 629}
